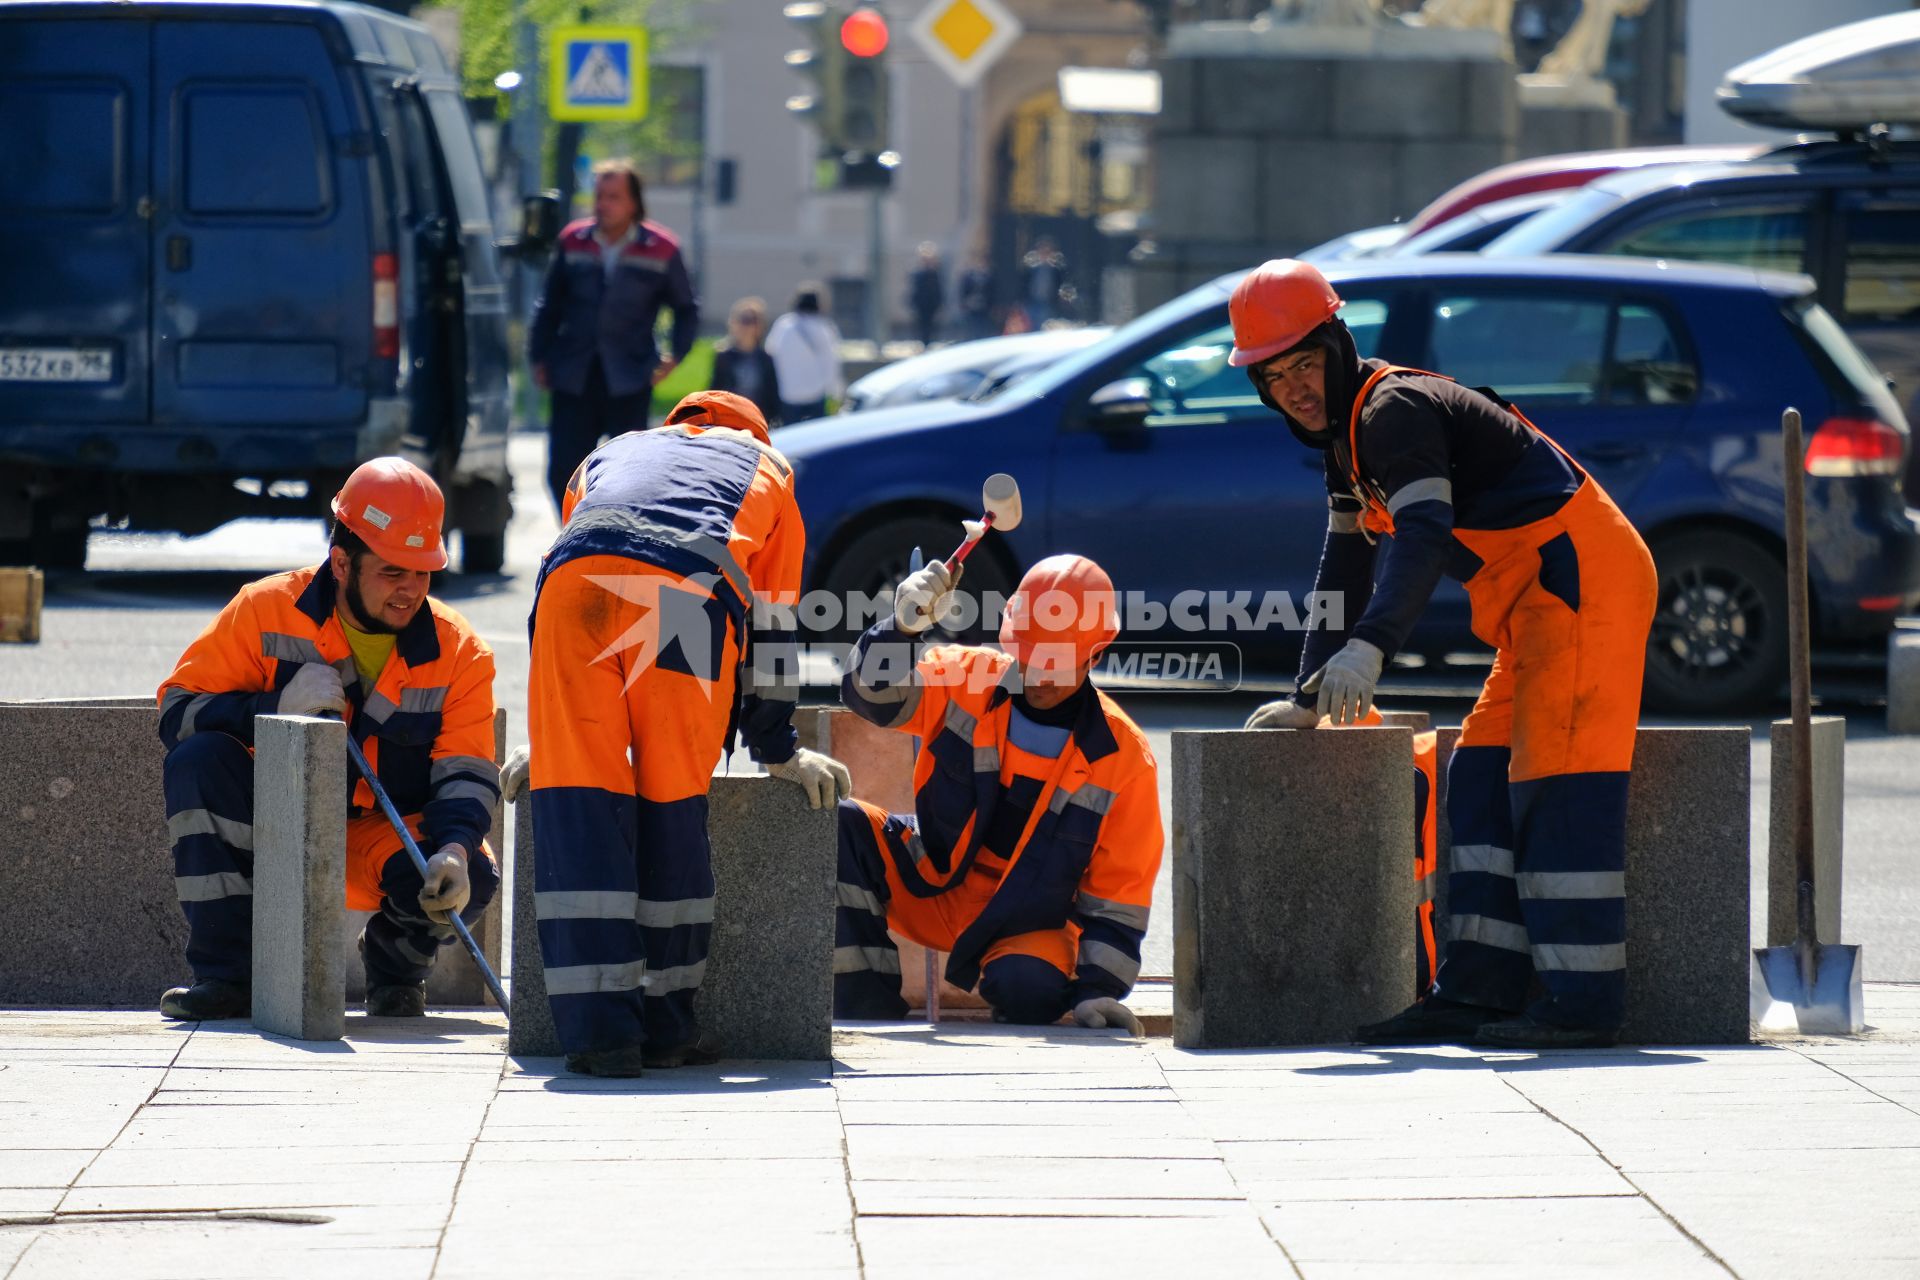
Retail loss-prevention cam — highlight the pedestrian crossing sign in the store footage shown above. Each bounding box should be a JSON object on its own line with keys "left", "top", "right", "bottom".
{"left": 549, "top": 26, "right": 649, "bottom": 121}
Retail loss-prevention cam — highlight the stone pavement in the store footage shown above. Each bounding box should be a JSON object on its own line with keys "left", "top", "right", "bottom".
{"left": 4, "top": 988, "right": 1920, "bottom": 1279}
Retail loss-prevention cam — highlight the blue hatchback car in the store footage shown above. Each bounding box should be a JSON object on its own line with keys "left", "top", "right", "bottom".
{"left": 781, "top": 257, "right": 1920, "bottom": 713}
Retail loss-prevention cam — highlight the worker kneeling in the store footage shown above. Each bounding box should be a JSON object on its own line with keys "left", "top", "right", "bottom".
{"left": 836, "top": 553, "right": 1163, "bottom": 1034}
{"left": 513, "top": 391, "right": 850, "bottom": 1078}
{"left": 156, "top": 459, "right": 502, "bottom": 1022}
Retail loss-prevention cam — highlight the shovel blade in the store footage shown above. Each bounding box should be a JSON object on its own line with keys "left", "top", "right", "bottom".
{"left": 1751, "top": 942, "right": 1865, "bottom": 1035}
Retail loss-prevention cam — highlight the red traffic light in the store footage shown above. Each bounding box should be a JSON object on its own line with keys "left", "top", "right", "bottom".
{"left": 840, "top": 7, "right": 888, "bottom": 58}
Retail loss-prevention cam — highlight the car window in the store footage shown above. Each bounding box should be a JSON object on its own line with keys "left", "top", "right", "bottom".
{"left": 1839, "top": 196, "right": 1920, "bottom": 323}
{"left": 423, "top": 90, "right": 495, "bottom": 235}
{"left": 1608, "top": 303, "right": 1698, "bottom": 405}
{"left": 1607, "top": 203, "right": 1808, "bottom": 273}
{"left": 1124, "top": 299, "right": 1387, "bottom": 426}
{"left": 1427, "top": 294, "right": 1609, "bottom": 406}
{"left": 0, "top": 82, "right": 123, "bottom": 214}
{"left": 183, "top": 85, "right": 329, "bottom": 216}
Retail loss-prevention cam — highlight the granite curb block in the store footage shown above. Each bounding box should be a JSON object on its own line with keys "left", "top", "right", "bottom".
{"left": 1433, "top": 725, "right": 1751, "bottom": 1044}
{"left": 509, "top": 775, "right": 836, "bottom": 1061}
{"left": 252, "top": 714, "right": 347, "bottom": 1041}
{"left": 1174, "top": 727, "right": 1416, "bottom": 1048}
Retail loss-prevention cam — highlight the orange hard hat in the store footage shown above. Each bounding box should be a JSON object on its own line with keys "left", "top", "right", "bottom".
{"left": 664, "top": 389, "right": 773, "bottom": 446}
{"left": 330, "top": 457, "right": 448, "bottom": 571}
{"left": 1227, "top": 259, "right": 1344, "bottom": 368}
{"left": 999, "top": 554, "right": 1121, "bottom": 670}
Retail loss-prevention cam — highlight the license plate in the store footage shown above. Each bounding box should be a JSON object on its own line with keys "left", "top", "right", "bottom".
{"left": 0, "top": 347, "right": 112, "bottom": 383}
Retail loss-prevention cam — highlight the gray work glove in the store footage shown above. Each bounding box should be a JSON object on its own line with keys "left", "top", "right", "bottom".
{"left": 1302, "top": 638, "right": 1385, "bottom": 728}
{"left": 278, "top": 662, "right": 348, "bottom": 718}
{"left": 765, "top": 748, "right": 853, "bottom": 810}
{"left": 1244, "top": 699, "right": 1321, "bottom": 730}
{"left": 1072, "top": 997, "right": 1144, "bottom": 1036}
{"left": 501, "top": 745, "right": 531, "bottom": 804}
{"left": 418, "top": 846, "right": 471, "bottom": 925}
{"left": 893, "top": 560, "right": 962, "bottom": 635}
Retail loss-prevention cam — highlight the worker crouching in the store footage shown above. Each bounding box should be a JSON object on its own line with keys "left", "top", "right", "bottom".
{"left": 836, "top": 553, "right": 1163, "bottom": 1034}
{"left": 156, "top": 459, "right": 502, "bottom": 1022}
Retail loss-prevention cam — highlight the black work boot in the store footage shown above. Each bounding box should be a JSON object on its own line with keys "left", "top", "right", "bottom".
{"left": 566, "top": 1044, "right": 649, "bottom": 1078}
{"left": 160, "top": 978, "right": 251, "bottom": 1021}
{"left": 366, "top": 983, "right": 428, "bottom": 1018}
{"left": 641, "top": 1030, "right": 723, "bottom": 1069}
{"left": 1354, "top": 997, "right": 1504, "bottom": 1046}
{"left": 1475, "top": 1015, "right": 1618, "bottom": 1050}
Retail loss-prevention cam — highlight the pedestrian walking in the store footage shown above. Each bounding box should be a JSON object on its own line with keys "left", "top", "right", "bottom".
{"left": 710, "top": 296, "right": 784, "bottom": 428}
{"left": 765, "top": 284, "right": 842, "bottom": 425}
{"left": 528, "top": 159, "right": 699, "bottom": 512}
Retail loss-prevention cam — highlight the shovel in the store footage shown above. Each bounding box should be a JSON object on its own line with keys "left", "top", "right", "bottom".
{"left": 1750, "top": 407, "right": 1864, "bottom": 1036}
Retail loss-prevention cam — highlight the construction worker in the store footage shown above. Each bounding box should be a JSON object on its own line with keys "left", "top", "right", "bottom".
{"left": 1231, "top": 259, "right": 1657, "bottom": 1050}
{"left": 835, "top": 552, "right": 1163, "bottom": 1033}
{"left": 505, "top": 391, "right": 850, "bottom": 1078}
{"left": 157, "top": 459, "right": 501, "bottom": 1021}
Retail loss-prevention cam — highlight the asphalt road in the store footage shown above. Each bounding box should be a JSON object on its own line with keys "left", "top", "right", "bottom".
{"left": 5, "top": 434, "right": 1916, "bottom": 980}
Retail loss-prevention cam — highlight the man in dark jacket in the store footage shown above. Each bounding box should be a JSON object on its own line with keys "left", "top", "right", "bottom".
{"left": 529, "top": 159, "right": 699, "bottom": 511}
{"left": 907, "top": 242, "right": 945, "bottom": 347}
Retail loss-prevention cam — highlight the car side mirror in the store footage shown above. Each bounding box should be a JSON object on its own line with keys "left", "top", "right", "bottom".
{"left": 1088, "top": 377, "right": 1153, "bottom": 434}
{"left": 496, "top": 190, "right": 562, "bottom": 259}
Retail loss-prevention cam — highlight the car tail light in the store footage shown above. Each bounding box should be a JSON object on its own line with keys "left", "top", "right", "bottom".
{"left": 1804, "top": 416, "right": 1905, "bottom": 477}
{"left": 373, "top": 253, "right": 399, "bottom": 359}
{"left": 1858, "top": 595, "right": 1904, "bottom": 612}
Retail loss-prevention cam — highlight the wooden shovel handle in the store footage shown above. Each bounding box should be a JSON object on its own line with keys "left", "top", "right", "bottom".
{"left": 1782, "top": 407, "right": 1817, "bottom": 942}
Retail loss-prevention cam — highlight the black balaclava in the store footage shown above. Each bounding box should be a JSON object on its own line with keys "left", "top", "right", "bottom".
{"left": 1246, "top": 316, "right": 1363, "bottom": 453}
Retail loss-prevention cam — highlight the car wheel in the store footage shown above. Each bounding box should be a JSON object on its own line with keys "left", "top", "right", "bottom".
{"left": 1642, "top": 530, "right": 1787, "bottom": 714}
{"left": 816, "top": 515, "right": 1017, "bottom": 647}
{"left": 459, "top": 530, "right": 507, "bottom": 575}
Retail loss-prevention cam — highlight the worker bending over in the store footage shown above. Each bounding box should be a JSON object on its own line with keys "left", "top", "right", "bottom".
{"left": 506, "top": 391, "right": 850, "bottom": 1077}
{"left": 1232, "top": 259, "right": 1656, "bottom": 1050}
{"left": 835, "top": 552, "right": 1163, "bottom": 1034}
{"left": 157, "top": 459, "right": 500, "bottom": 1021}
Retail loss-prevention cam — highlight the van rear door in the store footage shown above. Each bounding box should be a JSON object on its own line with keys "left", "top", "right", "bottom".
{"left": 0, "top": 18, "right": 153, "bottom": 426}
{"left": 151, "top": 19, "right": 371, "bottom": 427}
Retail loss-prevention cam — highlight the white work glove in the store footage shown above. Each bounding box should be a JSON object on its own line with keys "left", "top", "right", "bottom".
{"left": 1244, "top": 699, "right": 1321, "bottom": 730}
{"left": 278, "top": 662, "right": 347, "bottom": 718}
{"left": 765, "top": 747, "right": 853, "bottom": 810}
{"left": 418, "top": 846, "right": 472, "bottom": 925}
{"left": 1073, "top": 997, "right": 1144, "bottom": 1036}
{"left": 1303, "top": 638, "right": 1385, "bottom": 727}
{"left": 893, "top": 559, "right": 962, "bottom": 635}
{"left": 501, "top": 745, "right": 530, "bottom": 804}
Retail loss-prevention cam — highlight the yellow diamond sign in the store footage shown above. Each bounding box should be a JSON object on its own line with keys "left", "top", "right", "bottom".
{"left": 912, "top": 0, "right": 1023, "bottom": 88}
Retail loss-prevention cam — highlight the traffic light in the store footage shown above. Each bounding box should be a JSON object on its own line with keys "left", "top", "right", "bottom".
{"left": 836, "top": 7, "right": 890, "bottom": 157}
{"left": 785, "top": 2, "right": 892, "bottom": 186}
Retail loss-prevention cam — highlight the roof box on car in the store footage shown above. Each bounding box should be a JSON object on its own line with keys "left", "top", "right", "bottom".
{"left": 1719, "top": 11, "right": 1920, "bottom": 130}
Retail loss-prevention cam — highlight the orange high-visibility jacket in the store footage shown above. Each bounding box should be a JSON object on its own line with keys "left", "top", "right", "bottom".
{"left": 157, "top": 563, "right": 500, "bottom": 857}
{"left": 845, "top": 630, "right": 1164, "bottom": 997}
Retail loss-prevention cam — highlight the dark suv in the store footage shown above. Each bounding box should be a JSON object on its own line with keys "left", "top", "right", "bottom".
{"left": 1484, "top": 137, "right": 1920, "bottom": 494}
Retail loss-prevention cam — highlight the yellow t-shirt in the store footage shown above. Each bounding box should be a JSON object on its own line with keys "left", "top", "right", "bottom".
{"left": 340, "top": 619, "right": 397, "bottom": 691}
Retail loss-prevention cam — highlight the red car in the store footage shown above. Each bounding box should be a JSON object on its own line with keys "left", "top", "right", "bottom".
{"left": 1405, "top": 144, "right": 1767, "bottom": 237}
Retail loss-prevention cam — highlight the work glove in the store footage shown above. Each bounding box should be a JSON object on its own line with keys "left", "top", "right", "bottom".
{"left": 1072, "top": 997, "right": 1144, "bottom": 1036}
{"left": 278, "top": 662, "right": 348, "bottom": 718}
{"left": 501, "top": 745, "right": 531, "bottom": 804}
{"left": 765, "top": 748, "right": 853, "bottom": 810}
{"left": 418, "top": 846, "right": 471, "bottom": 925}
{"left": 1302, "top": 638, "right": 1385, "bottom": 728}
{"left": 894, "top": 559, "right": 962, "bottom": 635}
{"left": 1244, "top": 699, "right": 1321, "bottom": 731}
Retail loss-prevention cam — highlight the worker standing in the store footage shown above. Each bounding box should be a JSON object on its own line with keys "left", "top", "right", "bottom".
{"left": 529, "top": 159, "right": 699, "bottom": 513}
{"left": 834, "top": 553, "right": 1162, "bottom": 1033}
{"left": 1231, "top": 259, "right": 1656, "bottom": 1050}
{"left": 156, "top": 459, "right": 501, "bottom": 1021}
{"left": 504, "top": 391, "right": 851, "bottom": 1077}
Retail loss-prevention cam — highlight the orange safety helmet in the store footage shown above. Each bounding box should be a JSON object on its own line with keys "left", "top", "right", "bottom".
{"left": 998, "top": 553, "right": 1121, "bottom": 670}
{"left": 1227, "top": 259, "right": 1344, "bottom": 368}
{"left": 330, "top": 457, "right": 449, "bottom": 571}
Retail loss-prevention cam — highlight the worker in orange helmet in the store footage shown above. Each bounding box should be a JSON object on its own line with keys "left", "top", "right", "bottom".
{"left": 835, "top": 551, "right": 1164, "bottom": 1033}
{"left": 1230, "top": 258, "right": 1657, "bottom": 1050}
{"left": 504, "top": 390, "right": 851, "bottom": 1077}
{"left": 156, "top": 458, "right": 501, "bottom": 1022}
